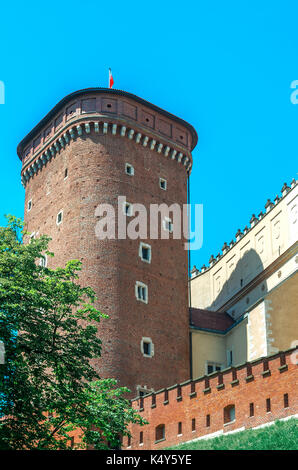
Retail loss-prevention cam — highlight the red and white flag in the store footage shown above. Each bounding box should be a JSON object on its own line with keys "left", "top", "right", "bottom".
{"left": 109, "top": 68, "right": 114, "bottom": 89}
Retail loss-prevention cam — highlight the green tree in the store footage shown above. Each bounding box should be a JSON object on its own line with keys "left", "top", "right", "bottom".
{"left": 0, "top": 216, "right": 146, "bottom": 449}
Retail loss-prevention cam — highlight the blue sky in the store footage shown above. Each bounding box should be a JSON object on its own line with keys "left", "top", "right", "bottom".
{"left": 0, "top": 0, "right": 297, "bottom": 269}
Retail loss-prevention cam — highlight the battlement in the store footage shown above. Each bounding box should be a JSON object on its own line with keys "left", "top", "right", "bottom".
{"left": 191, "top": 178, "right": 297, "bottom": 279}
{"left": 190, "top": 180, "right": 298, "bottom": 315}
{"left": 125, "top": 348, "right": 297, "bottom": 449}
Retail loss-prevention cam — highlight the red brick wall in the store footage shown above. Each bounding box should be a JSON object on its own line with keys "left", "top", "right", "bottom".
{"left": 126, "top": 349, "right": 298, "bottom": 449}
{"left": 22, "top": 104, "right": 191, "bottom": 396}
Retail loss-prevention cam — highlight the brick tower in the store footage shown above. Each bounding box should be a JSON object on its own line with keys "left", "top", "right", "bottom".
{"left": 17, "top": 88, "right": 198, "bottom": 396}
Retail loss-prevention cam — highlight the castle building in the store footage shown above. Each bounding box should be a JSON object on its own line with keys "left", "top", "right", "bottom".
{"left": 17, "top": 88, "right": 198, "bottom": 396}
{"left": 190, "top": 180, "right": 298, "bottom": 379}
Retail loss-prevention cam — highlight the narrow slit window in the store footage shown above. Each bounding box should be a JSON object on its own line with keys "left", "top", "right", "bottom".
{"left": 27, "top": 199, "right": 32, "bottom": 212}
{"left": 178, "top": 422, "right": 182, "bottom": 435}
{"left": 192, "top": 418, "right": 196, "bottom": 432}
{"left": 284, "top": 393, "right": 289, "bottom": 408}
{"left": 266, "top": 398, "right": 271, "bottom": 412}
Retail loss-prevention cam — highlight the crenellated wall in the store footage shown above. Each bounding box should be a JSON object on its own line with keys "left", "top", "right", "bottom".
{"left": 125, "top": 348, "right": 298, "bottom": 450}
{"left": 190, "top": 180, "right": 298, "bottom": 318}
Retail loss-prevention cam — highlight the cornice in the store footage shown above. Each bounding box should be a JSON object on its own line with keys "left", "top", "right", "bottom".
{"left": 20, "top": 117, "right": 193, "bottom": 186}
{"left": 17, "top": 88, "right": 198, "bottom": 157}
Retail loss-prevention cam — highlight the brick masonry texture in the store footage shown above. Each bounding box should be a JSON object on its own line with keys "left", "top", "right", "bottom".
{"left": 23, "top": 107, "right": 191, "bottom": 395}
{"left": 125, "top": 348, "right": 298, "bottom": 449}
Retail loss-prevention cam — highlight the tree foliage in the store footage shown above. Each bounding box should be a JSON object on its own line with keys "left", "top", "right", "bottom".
{"left": 0, "top": 216, "right": 146, "bottom": 449}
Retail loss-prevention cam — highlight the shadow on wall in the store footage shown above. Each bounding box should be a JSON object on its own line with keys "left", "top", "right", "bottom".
{"left": 208, "top": 249, "right": 268, "bottom": 312}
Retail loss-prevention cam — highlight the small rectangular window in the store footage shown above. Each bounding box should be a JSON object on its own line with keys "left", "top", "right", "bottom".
{"left": 159, "top": 178, "right": 167, "bottom": 190}
{"left": 136, "top": 282, "right": 148, "bottom": 304}
{"left": 139, "top": 243, "right": 151, "bottom": 263}
{"left": 127, "top": 435, "right": 131, "bottom": 447}
{"left": 266, "top": 398, "right": 271, "bottom": 412}
{"left": 207, "top": 363, "right": 222, "bottom": 374}
{"left": 57, "top": 211, "right": 63, "bottom": 225}
{"left": 206, "top": 414, "right": 210, "bottom": 427}
{"left": 284, "top": 394, "right": 289, "bottom": 408}
{"left": 125, "top": 163, "right": 134, "bottom": 176}
{"left": 64, "top": 168, "right": 68, "bottom": 179}
{"left": 141, "top": 337, "right": 154, "bottom": 358}
{"left": 27, "top": 199, "right": 32, "bottom": 212}
{"left": 139, "top": 431, "right": 143, "bottom": 445}
{"left": 143, "top": 342, "right": 151, "bottom": 356}
{"left": 249, "top": 403, "right": 254, "bottom": 417}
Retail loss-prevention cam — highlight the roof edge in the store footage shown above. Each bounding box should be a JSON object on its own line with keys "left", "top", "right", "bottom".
{"left": 17, "top": 88, "right": 198, "bottom": 159}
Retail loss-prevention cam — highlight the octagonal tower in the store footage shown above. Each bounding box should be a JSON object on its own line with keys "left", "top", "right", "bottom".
{"left": 17, "top": 88, "right": 198, "bottom": 395}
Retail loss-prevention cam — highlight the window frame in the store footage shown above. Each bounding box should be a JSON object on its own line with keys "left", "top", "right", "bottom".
{"left": 125, "top": 163, "right": 134, "bottom": 176}
{"left": 56, "top": 210, "right": 63, "bottom": 226}
{"left": 135, "top": 281, "right": 148, "bottom": 304}
{"left": 140, "top": 337, "right": 154, "bottom": 358}
{"left": 206, "top": 362, "right": 222, "bottom": 375}
{"left": 139, "top": 242, "right": 152, "bottom": 264}
{"left": 159, "top": 178, "right": 167, "bottom": 191}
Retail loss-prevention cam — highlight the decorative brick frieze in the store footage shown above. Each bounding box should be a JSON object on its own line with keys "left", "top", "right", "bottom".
{"left": 18, "top": 89, "right": 197, "bottom": 185}
{"left": 21, "top": 120, "right": 193, "bottom": 186}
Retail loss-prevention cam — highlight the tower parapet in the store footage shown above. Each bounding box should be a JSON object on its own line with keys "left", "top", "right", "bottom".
{"left": 18, "top": 88, "right": 197, "bottom": 184}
